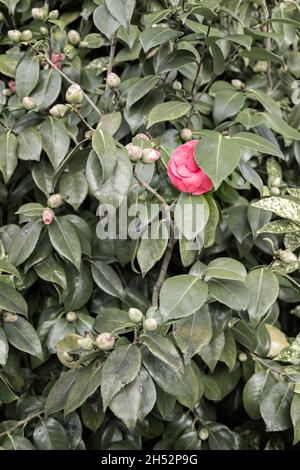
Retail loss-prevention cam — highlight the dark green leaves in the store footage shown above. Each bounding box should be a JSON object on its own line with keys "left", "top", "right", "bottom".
{"left": 0, "top": 132, "right": 18, "bottom": 183}
{"left": 4, "top": 317, "right": 42, "bottom": 359}
{"left": 90, "top": 260, "right": 125, "bottom": 299}
{"left": 148, "top": 101, "right": 191, "bottom": 128}
{"left": 91, "top": 129, "right": 117, "bottom": 182}
{"left": 40, "top": 118, "right": 70, "bottom": 169}
{"left": 260, "top": 383, "right": 293, "bottom": 432}
{"left": 140, "top": 28, "right": 182, "bottom": 53}
{"left": 48, "top": 217, "right": 82, "bottom": 270}
{"left": 15, "top": 52, "right": 39, "bottom": 99}
{"left": 8, "top": 222, "right": 43, "bottom": 266}
{"left": 247, "top": 268, "right": 279, "bottom": 324}
{"left": 0, "top": 280, "right": 27, "bottom": 316}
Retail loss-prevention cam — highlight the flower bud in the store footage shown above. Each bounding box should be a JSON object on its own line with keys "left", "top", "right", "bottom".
{"left": 0, "top": 12, "right": 5, "bottom": 21}
{"left": 172, "top": 80, "right": 182, "bottom": 91}
{"left": 21, "top": 30, "right": 33, "bottom": 42}
{"left": 269, "top": 176, "right": 281, "bottom": 187}
{"left": 135, "top": 133, "right": 150, "bottom": 141}
{"left": 84, "top": 130, "right": 93, "bottom": 139}
{"left": 231, "top": 79, "right": 245, "bottom": 90}
{"left": 77, "top": 337, "right": 94, "bottom": 351}
{"left": 270, "top": 186, "right": 280, "bottom": 196}
{"left": 62, "top": 351, "right": 73, "bottom": 362}
{"left": 198, "top": 428, "right": 209, "bottom": 441}
{"left": 128, "top": 308, "right": 144, "bottom": 324}
{"left": 266, "top": 324, "right": 289, "bottom": 358}
{"left": 63, "top": 44, "right": 76, "bottom": 59}
{"left": 31, "top": 7, "right": 46, "bottom": 21}
{"left": 50, "top": 103, "right": 69, "bottom": 119}
{"left": 22, "top": 96, "right": 36, "bottom": 110}
{"left": 278, "top": 249, "right": 298, "bottom": 264}
{"left": 238, "top": 352, "right": 248, "bottom": 362}
{"left": 106, "top": 72, "right": 121, "bottom": 90}
{"left": 3, "top": 312, "right": 18, "bottom": 323}
{"left": 126, "top": 143, "right": 143, "bottom": 162}
{"left": 8, "top": 29, "right": 22, "bottom": 42}
{"left": 68, "top": 29, "right": 81, "bottom": 46}
{"left": 47, "top": 193, "right": 64, "bottom": 208}
{"left": 2, "top": 88, "right": 12, "bottom": 97}
{"left": 143, "top": 318, "right": 158, "bottom": 331}
{"left": 66, "top": 83, "right": 84, "bottom": 104}
{"left": 43, "top": 207, "right": 54, "bottom": 225}
{"left": 49, "top": 10, "right": 59, "bottom": 20}
{"left": 253, "top": 61, "right": 268, "bottom": 73}
{"left": 141, "top": 148, "right": 161, "bottom": 164}
{"left": 180, "top": 128, "right": 193, "bottom": 142}
{"left": 94, "top": 332, "right": 115, "bottom": 350}
{"left": 40, "top": 26, "right": 48, "bottom": 36}
{"left": 51, "top": 52, "right": 65, "bottom": 70}
{"left": 66, "top": 311, "right": 77, "bottom": 322}
{"left": 8, "top": 80, "right": 16, "bottom": 93}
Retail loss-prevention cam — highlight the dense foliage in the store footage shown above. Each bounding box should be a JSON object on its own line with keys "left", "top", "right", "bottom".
{"left": 1, "top": 0, "right": 300, "bottom": 451}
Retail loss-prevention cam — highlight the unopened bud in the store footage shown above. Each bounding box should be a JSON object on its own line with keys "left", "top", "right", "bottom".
{"left": 106, "top": 72, "right": 121, "bottom": 90}
{"left": 43, "top": 207, "right": 54, "bottom": 225}
{"left": 68, "top": 29, "right": 81, "bottom": 46}
{"left": 49, "top": 10, "right": 59, "bottom": 20}
{"left": 8, "top": 30, "right": 22, "bottom": 42}
{"left": 94, "top": 332, "right": 115, "bottom": 350}
{"left": 141, "top": 148, "right": 161, "bottom": 164}
{"left": 199, "top": 428, "right": 209, "bottom": 441}
{"left": 62, "top": 351, "right": 73, "bottom": 362}
{"left": 128, "top": 308, "right": 144, "bottom": 324}
{"left": 3, "top": 312, "right": 18, "bottom": 323}
{"left": 77, "top": 337, "right": 94, "bottom": 351}
{"left": 31, "top": 7, "right": 46, "bottom": 21}
{"left": 180, "top": 128, "right": 193, "bottom": 142}
{"left": 238, "top": 352, "right": 248, "bottom": 362}
{"left": 143, "top": 318, "right": 158, "bottom": 331}
{"left": 269, "top": 176, "right": 281, "bottom": 187}
{"left": 253, "top": 61, "right": 268, "bottom": 73}
{"left": 66, "top": 83, "right": 84, "bottom": 104}
{"left": 2, "top": 89, "right": 12, "bottom": 97}
{"left": 21, "top": 30, "right": 33, "bottom": 42}
{"left": 172, "top": 80, "right": 182, "bottom": 91}
{"left": 279, "top": 249, "right": 298, "bottom": 264}
{"left": 231, "top": 79, "right": 245, "bottom": 90}
{"left": 0, "top": 12, "right": 5, "bottom": 21}
{"left": 84, "top": 130, "right": 93, "bottom": 139}
{"left": 8, "top": 80, "right": 16, "bottom": 93}
{"left": 63, "top": 44, "right": 76, "bottom": 59}
{"left": 270, "top": 186, "right": 280, "bottom": 196}
{"left": 126, "top": 143, "right": 143, "bottom": 162}
{"left": 66, "top": 311, "right": 77, "bottom": 322}
{"left": 50, "top": 103, "right": 69, "bottom": 119}
{"left": 22, "top": 96, "right": 36, "bottom": 110}
{"left": 135, "top": 133, "right": 150, "bottom": 141}
{"left": 40, "top": 26, "right": 48, "bottom": 35}
{"left": 47, "top": 193, "right": 64, "bottom": 208}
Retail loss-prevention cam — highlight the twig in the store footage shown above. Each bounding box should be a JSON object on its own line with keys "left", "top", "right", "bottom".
{"left": 42, "top": 56, "right": 102, "bottom": 118}
{"left": 262, "top": 2, "right": 273, "bottom": 94}
{"left": 134, "top": 171, "right": 169, "bottom": 207}
{"left": 190, "top": 24, "right": 211, "bottom": 102}
{"left": 152, "top": 229, "right": 176, "bottom": 307}
{"left": 73, "top": 108, "right": 94, "bottom": 132}
{"left": 0, "top": 411, "right": 42, "bottom": 439}
{"left": 106, "top": 33, "right": 117, "bottom": 90}
{"left": 251, "top": 353, "right": 296, "bottom": 383}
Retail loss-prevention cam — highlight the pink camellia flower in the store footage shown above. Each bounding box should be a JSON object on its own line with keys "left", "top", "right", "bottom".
{"left": 167, "top": 140, "right": 213, "bottom": 195}
{"left": 43, "top": 207, "right": 54, "bottom": 225}
{"left": 51, "top": 52, "right": 65, "bottom": 70}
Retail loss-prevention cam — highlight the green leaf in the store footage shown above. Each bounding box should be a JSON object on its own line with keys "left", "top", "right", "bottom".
{"left": 174, "top": 193, "right": 209, "bottom": 241}
{"left": 252, "top": 197, "right": 300, "bottom": 223}
{"left": 48, "top": 217, "right": 82, "bottom": 270}
{"left": 258, "top": 220, "right": 300, "bottom": 234}
{"left": 137, "top": 220, "right": 168, "bottom": 275}
{"left": 140, "top": 27, "right": 182, "bottom": 53}
{"left": 176, "top": 363, "right": 203, "bottom": 410}
{"left": 213, "top": 91, "right": 245, "bottom": 125}
{"left": 0, "top": 373, "right": 18, "bottom": 403}
{"left": 231, "top": 132, "right": 283, "bottom": 158}
{"left": 45, "top": 370, "right": 77, "bottom": 417}
{"left": 90, "top": 259, "right": 125, "bottom": 299}
{"left": 173, "top": 306, "right": 213, "bottom": 363}
{"left": 8, "top": 221, "right": 43, "bottom": 266}
{"left": 4, "top": 317, "right": 43, "bottom": 359}
{"left": 105, "top": 0, "right": 135, "bottom": 27}
{"left": 243, "top": 371, "right": 277, "bottom": 420}
{"left": 17, "top": 128, "right": 42, "bottom": 161}
{"left": 0, "top": 54, "right": 18, "bottom": 77}
{"left": 291, "top": 394, "right": 300, "bottom": 445}
{"left": 64, "top": 360, "right": 103, "bottom": 415}
{"left": 0, "top": 132, "right": 18, "bottom": 184}
{"left": 247, "top": 268, "right": 279, "bottom": 324}
{"left": 260, "top": 112, "right": 300, "bottom": 141}
{"left": 195, "top": 134, "right": 241, "bottom": 189}
{"left": 127, "top": 75, "right": 160, "bottom": 109}
{"left": 34, "top": 255, "right": 67, "bottom": 290}
{"left": 0, "top": 280, "right": 27, "bottom": 316}
{"left": 0, "top": 326, "right": 8, "bottom": 366}
{"left": 91, "top": 129, "right": 117, "bottom": 183}
{"left": 200, "top": 333, "right": 225, "bottom": 372}
{"left": 240, "top": 47, "right": 284, "bottom": 64}
{"left": 31, "top": 69, "right": 62, "bottom": 110}
{"left": 101, "top": 344, "right": 141, "bottom": 410}
{"left": 208, "top": 278, "right": 250, "bottom": 311}
{"left": 33, "top": 418, "right": 70, "bottom": 450}
{"left": 59, "top": 171, "right": 88, "bottom": 210}
{"left": 94, "top": 308, "right": 132, "bottom": 334}
{"left": 63, "top": 264, "right": 93, "bottom": 311}
{"left": 225, "top": 33, "right": 252, "bottom": 50}
{"left": 157, "top": 50, "right": 197, "bottom": 74}
{"left": 141, "top": 332, "right": 183, "bottom": 370}
{"left": 160, "top": 275, "right": 208, "bottom": 321}
{"left": 260, "top": 383, "right": 293, "bottom": 432}
{"left": 210, "top": 43, "right": 225, "bottom": 75}
{"left": 204, "top": 258, "right": 247, "bottom": 282}
{"left": 32, "top": 158, "right": 54, "bottom": 196}
{"left": 93, "top": 2, "right": 120, "bottom": 39}
{"left": 15, "top": 52, "right": 39, "bottom": 99}
{"left": 147, "top": 101, "right": 191, "bottom": 128}
{"left": 40, "top": 118, "right": 70, "bottom": 170}
{"left": 0, "top": 259, "right": 21, "bottom": 279}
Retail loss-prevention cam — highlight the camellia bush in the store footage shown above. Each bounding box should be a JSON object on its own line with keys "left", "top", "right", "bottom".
{"left": 2, "top": 0, "right": 300, "bottom": 451}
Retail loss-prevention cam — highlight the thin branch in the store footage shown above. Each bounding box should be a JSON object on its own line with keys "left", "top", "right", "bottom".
{"left": 106, "top": 32, "right": 117, "bottom": 90}
{"left": 42, "top": 56, "right": 102, "bottom": 118}
{"left": 251, "top": 353, "right": 297, "bottom": 383}
{"left": 134, "top": 171, "right": 169, "bottom": 207}
{"left": 152, "top": 229, "right": 176, "bottom": 307}
{"left": 191, "top": 24, "right": 211, "bottom": 102}
{"left": 73, "top": 108, "right": 94, "bottom": 132}
{"left": 0, "top": 411, "right": 42, "bottom": 439}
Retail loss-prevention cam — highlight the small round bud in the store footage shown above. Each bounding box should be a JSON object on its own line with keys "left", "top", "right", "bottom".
{"left": 8, "top": 80, "right": 16, "bottom": 93}
{"left": 77, "top": 337, "right": 94, "bottom": 351}
{"left": 278, "top": 249, "right": 298, "bottom": 264}
{"left": 180, "top": 128, "right": 193, "bottom": 142}
{"left": 66, "top": 311, "right": 77, "bottom": 322}
{"left": 68, "top": 29, "right": 81, "bottom": 46}
{"left": 128, "top": 308, "right": 144, "bottom": 324}
{"left": 172, "top": 80, "right": 182, "bottom": 91}
{"left": 238, "top": 352, "right": 248, "bottom": 362}
{"left": 3, "top": 312, "right": 18, "bottom": 323}
{"left": 0, "top": 12, "right": 5, "bottom": 21}
{"left": 270, "top": 186, "right": 280, "bottom": 196}
{"left": 8, "top": 29, "right": 22, "bottom": 42}
{"left": 47, "top": 193, "right": 64, "bottom": 208}
{"left": 135, "top": 133, "right": 150, "bottom": 141}
{"left": 126, "top": 143, "right": 143, "bottom": 162}
{"left": 49, "top": 10, "right": 59, "bottom": 20}
{"left": 50, "top": 103, "right": 69, "bottom": 119}
{"left": 141, "top": 148, "right": 161, "bottom": 164}
{"left": 43, "top": 207, "right": 54, "bottom": 225}
{"left": 22, "top": 96, "right": 36, "bottom": 110}
{"left": 269, "top": 176, "right": 281, "bottom": 187}
{"left": 62, "top": 351, "right": 73, "bottom": 362}
{"left": 231, "top": 79, "right": 245, "bottom": 90}
{"left": 199, "top": 428, "right": 209, "bottom": 441}
{"left": 2, "top": 88, "right": 12, "bottom": 97}
{"left": 84, "top": 130, "right": 93, "bottom": 139}
{"left": 63, "top": 44, "right": 75, "bottom": 59}
{"left": 253, "top": 61, "right": 268, "bottom": 73}
{"left": 106, "top": 72, "right": 121, "bottom": 90}
{"left": 31, "top": 7, "right": 46, "bottom": 21}
{"left": 66, "top": 83, "right": 84, "bottom": 104}
{"left": 51, "top": 52, "right": 65, "bottom": 70}
{"left": 143, "top": 318, "right": 158, "bottom": 331}
{"left": 94, "top": 332, "right": 115, "bottom": 351}
{"left": 40, "top": 26, "right": 48, "bottom": 35}
{"left": 20, "top": 30, "right": 33, "bottom": 42}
